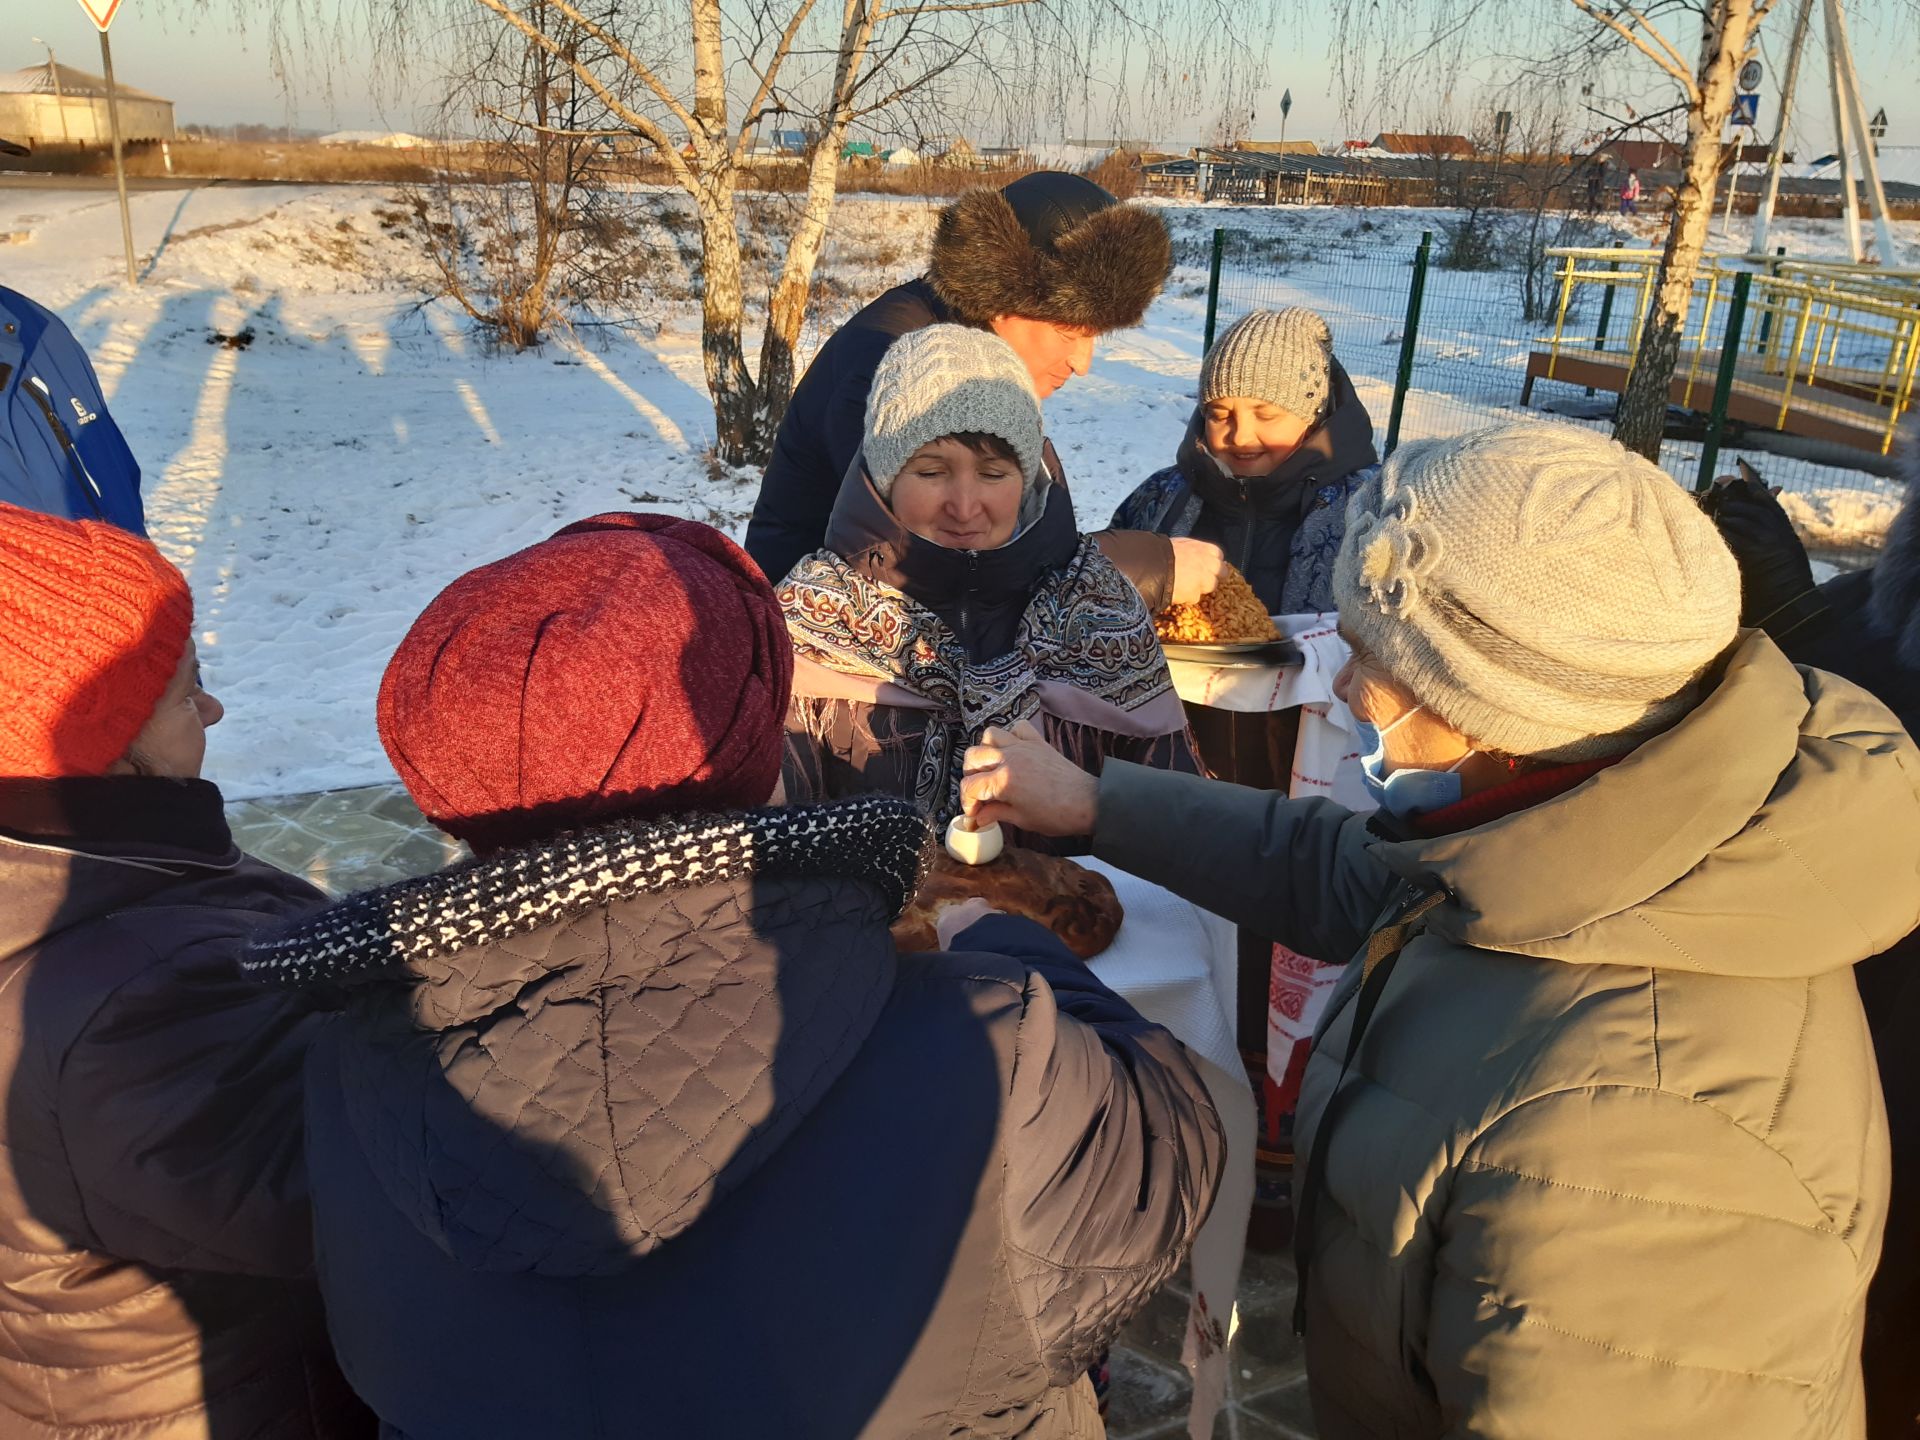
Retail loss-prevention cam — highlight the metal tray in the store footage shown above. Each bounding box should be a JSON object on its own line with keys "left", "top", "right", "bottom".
{"left": 1160, "top": 638, "right": 1303, "bottom": 666}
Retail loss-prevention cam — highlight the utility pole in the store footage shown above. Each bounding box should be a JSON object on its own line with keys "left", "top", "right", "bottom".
{"left": 73, "top": 0, "right": 136, "bottom": 284}
{"left": 97, "top": 29, "right": 137, "bottom": 285}
{"left": 1825, "top": 0, "right": 1862, "bottom": 258}
{"left": 1751, "top": 0, "right": 1813, "bottom": 255}
{"left": 1749, "top": 0, "right": 1890, "bottom": 264}
{"left": 1825, "top": 0, "right": 1895, "bottom": 262}
{"left": 32, "top": 39, "right": 73, "bottom": 144}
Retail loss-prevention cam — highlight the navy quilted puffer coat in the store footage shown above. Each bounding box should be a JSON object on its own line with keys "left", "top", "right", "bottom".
{"left": 246, "top": 794, "right": 1225, "bottom": 1440}
{"left": 0, "top": 776, "right": 372, "bottom": 1440}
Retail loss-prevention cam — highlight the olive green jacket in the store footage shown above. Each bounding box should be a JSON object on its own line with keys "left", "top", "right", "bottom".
{"left": 1094, "top": 633, "right": 1920, "bottom": 1439}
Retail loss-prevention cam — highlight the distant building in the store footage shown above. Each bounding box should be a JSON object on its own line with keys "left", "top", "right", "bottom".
{"left": 1234, "top": 140, "right": 1320, "bottom": 156}
{"left": 1138, "top": 156, "right": 1203, "bottom": 198}
{"left": 1599, "top": 138, "right": 1686, "bottom": 173}
{"left": 1595, "top": 138, "right": 1770, "bottom": 175}
{"left": 1365, "top": 132, "right": 1476, "bottom": 158}
{"left": 0, "top": 61, "right": 174, "bottom": 148}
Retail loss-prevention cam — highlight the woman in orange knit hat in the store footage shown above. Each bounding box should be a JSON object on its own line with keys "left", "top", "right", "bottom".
{"left": 0, "top": 503, "right": 372, "bottom": 1440}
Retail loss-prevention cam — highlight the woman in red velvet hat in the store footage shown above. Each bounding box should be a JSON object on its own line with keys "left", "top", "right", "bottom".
{"left": 244, "top": 512, "right": 1225, "bottom": 1440}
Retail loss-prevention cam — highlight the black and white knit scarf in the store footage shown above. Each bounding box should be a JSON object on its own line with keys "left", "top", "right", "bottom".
{"left": 243, "top": 794, "right": 935, "bottom": 988}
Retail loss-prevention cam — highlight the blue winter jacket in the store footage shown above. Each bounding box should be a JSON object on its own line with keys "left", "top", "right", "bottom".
{"left": 0, "top": 285, "right": 145, "bottom": 532}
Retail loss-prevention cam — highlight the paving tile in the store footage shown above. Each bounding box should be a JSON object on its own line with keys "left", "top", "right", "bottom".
{"left": 292, "top": 787, "right": 391, "bottom": 823}
{"left": 221, "top": 798, "right": 279, "bottom": 829}
{"left": 1232, "top": 1405, "right": 1301, "bottom": 1438}
{"left": 236, "top": 820, "right": 329, "bottom": 874}
{"left": 1118, "top": 1275, "right": 1194, "bottom": 1369}
{"left": 304, "top": 857, "right": 412, "bottom": 895}
{"left": 227, "top": 782, "right": 464, "bottom": 898}
{"left": 386, "top": 830, "right": 466, "bottom": 877}
{"left": 1240, "top": 1377, "right": 1317, "bottom": 1438}
{"left": 1226, "top": 1308, "right": 1307, "bottom": 1401}
{"left": 1105, "top": 1345, "right": 1193, "bottom": 1438}
{"left": 369, "top": 786, "right": 434, "bottom": 826}
{"left": 1233, "top": 1244, "right": 1301, "bottom": 1318}
{"left": 284, "top": 806, "right": 413, "bottom": 846}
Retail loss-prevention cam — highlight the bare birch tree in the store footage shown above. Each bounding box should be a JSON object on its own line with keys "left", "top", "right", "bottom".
{"left": 1584, "top": 0, "right": 1768, "bottom": 456}
{"left": 243, "top": 0, "right": 1267, "bottom": 465}
{"left": 1330, "top": 0, "right": 1775, "bottom": 460}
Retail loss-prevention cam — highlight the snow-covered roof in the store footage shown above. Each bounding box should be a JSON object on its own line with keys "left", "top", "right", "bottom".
{"left": 1799, "top": 146, "right": 1920, "bottom": 189}
{"left": 1023, "top": 142, "right": 1113, "bottom": 170}
{"left": 0, "top": 62, "right": 169, "bottom": 104}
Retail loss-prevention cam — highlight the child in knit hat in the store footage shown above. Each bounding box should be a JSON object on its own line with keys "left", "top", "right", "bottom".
{"left": 777, "top": 323, "right": 1197, "bottom": 853}
{"left": 1113, "top": 306, "right": 1380, "bottom": 616}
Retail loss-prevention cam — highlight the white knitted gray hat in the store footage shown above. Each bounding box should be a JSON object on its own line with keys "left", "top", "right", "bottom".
{"left": 1333, "top": 422, "right": 1741, "bottom": 761}
{"left": 1200, "top": 308, "right": 1335, "bottom": 424}
{"left": 863, "top": 325, "right": 1044, "bottom": 501}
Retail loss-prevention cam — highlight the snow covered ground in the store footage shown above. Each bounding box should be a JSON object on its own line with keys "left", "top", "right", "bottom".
{"left": 2, "top": 181, "right": 1913, "bottom": 800}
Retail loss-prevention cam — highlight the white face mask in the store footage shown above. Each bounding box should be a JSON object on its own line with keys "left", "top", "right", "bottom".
{"left": 1353, "top": 704, "right": 1476, "bottom": 820}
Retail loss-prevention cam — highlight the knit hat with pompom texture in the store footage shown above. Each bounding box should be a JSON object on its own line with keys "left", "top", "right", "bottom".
{"left": 1332, "top": 422, "right": 1741, "bottom": 761}
{"left": 0, "top": 504, "right": 194, "bottom": 777}
{"left": 863, "top": 324, "right": 1044, "bottom": 509}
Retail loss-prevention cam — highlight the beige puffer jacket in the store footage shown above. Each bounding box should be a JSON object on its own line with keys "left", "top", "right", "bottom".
{"left": 1093, "top": 633, "right": 1920, "bottom": 1439}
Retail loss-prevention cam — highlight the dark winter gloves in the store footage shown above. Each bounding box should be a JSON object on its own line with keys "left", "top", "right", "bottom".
{"left": 1700, "top": 472, "right": 1829, "bottom": 642}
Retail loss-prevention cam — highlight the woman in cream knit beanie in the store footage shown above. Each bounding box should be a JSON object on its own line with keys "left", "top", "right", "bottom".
{"left": 1333, "top": 420, "right": 1741, "bottom": 761}
{"left": 959, "top": 418, "right": 1919, "bottom": 1440}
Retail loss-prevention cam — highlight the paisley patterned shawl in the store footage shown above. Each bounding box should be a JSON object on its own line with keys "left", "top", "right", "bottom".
{"left": 779, "top": 537, "right": 1182, "bottom": 815}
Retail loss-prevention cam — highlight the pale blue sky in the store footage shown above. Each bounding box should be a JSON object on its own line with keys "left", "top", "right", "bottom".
{"left": 13, "top": 0, "right": 1916, "bottom": 154}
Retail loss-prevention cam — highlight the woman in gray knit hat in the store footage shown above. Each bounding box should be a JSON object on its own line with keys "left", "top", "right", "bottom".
{"left": 962, "top": 420, "right": 1920, "bottom": 1440}
{"left": 778, "top": 324, "right": 1197, "bottom": 855}
{"left": 1113, "top": 306, "right": 1379, "bottom": 615}
{"left": 1115, "top": 308, "right": 1384, "bottom": 1115}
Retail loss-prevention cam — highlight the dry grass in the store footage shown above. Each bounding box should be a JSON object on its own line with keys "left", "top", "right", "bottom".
{"left": 13, "top": 137, "right": 1046, "bottom": 197}
{"left": 17, "top": 138, "right": 439, "bottom": 183}
{"left": 18, "top": 139, "right": 1909, "bottom": 223}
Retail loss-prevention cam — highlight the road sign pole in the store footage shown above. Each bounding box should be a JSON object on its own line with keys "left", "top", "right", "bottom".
{"left": 97, "top": 29, "right": 136, "bottom": 285}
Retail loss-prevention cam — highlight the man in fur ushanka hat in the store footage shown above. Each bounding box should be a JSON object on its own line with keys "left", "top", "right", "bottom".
{"left": 745, "top": 171, "right": 1226, "bottom": 610}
